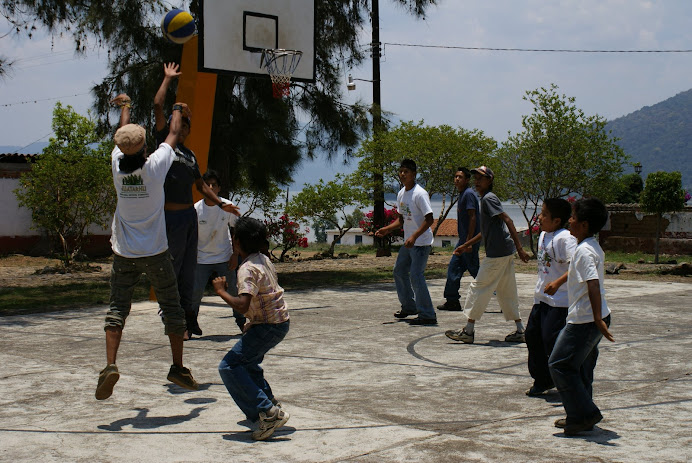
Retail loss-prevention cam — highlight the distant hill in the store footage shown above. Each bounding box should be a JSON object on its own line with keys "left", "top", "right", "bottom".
{"left": 606, "top": 89, "right": 692, "bottom": 190}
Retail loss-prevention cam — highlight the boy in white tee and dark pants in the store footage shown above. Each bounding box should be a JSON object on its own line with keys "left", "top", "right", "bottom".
{"left": 549, "top": 198, "right": 614, "bottom": 435}
{"left": 525, "top": 198, "right": 577, "bottom": 397}
{"left": 190, "top": 170, "right": 245, "bottom": 336}
{"left": 376, "top": 159, "right": 437, "bottom": 326}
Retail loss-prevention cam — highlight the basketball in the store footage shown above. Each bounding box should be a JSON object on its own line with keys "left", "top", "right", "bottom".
{"left": 161, "top": 9, "right": 196, "bottom": 44}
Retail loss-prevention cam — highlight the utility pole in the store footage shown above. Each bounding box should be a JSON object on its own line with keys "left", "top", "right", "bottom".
{"left": 371, "top": 0, "right": 389, "bottom": 256}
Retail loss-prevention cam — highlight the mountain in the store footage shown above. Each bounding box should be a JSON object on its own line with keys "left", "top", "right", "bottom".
{"left": 606, "top": 89, "right": 692, "bottom": 190}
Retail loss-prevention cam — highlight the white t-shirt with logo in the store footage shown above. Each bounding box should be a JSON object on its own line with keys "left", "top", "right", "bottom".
{"left": 195, "top": 197, "right": 238, "bottom": 265}
{"left": 110, "top": 143, "right": 175, "bottom": 258}
{"left": 567, "top": 237, "right": 611, "bottom": 324}
{"left": 534, "top": 229, "right": 577, "bottom": 307}
{"left": 397, "top": 184, "right": 434, "bottom": 246}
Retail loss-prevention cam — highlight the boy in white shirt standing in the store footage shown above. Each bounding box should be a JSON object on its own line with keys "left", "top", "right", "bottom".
{"left": 190, "top": 170, "right": 245, "bottom": 336}
{"left": 549, "top": 198, "right": 614, "bottom": 435}
{"left": 525, "top": 198, "right": 577, "bottom": 397}
{"left": 375, "top": 159, "right": 437, "bottom": 325}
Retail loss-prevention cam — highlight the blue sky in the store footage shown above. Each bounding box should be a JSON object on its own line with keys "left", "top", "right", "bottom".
{"left": 2, "top": 0, "right": 692, "bottom": 187}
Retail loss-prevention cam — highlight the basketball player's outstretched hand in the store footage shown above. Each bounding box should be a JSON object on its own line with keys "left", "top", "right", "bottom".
{"left": 109, "top": 93, "right": 131, "bottom": 107}
{"left": 163, "top": 62, "right": 182, "bottom": 79}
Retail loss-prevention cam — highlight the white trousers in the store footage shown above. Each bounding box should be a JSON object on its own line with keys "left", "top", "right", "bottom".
{"left": 463, "top": 254, "right": 521, "bottom": 322}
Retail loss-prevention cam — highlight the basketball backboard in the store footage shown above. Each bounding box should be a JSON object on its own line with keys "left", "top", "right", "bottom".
{"left": 198, "top": 0, "right": 315, "bottom": 82}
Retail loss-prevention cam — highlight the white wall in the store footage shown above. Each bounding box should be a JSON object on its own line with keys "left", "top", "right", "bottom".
{"left": 0, "top": 178, "right": 34, "bottom": 236}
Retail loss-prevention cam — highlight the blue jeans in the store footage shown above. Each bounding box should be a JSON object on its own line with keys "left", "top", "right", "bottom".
{"left": 549, "top": 315, "right": 611, "bottom": 423}
{"left": 106, "top": 251, "right": 185, "bottom": 336}
{"left": 165, "top": 208, "right": 198, "bottom": 328}
{"left": 393, "top": 245, "right": 435, "bottom": 319}
{"left": 442, "top": 240, "right": 480, "bottom": 302}
{"left": 192, "top": 262, "right": 245, "bottom": 327}
{"left": 218, "top": 321, "right": 290, "bottom": 421}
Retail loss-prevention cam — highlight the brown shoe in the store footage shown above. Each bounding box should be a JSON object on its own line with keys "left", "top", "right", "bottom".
{"left": 95, "top": 364, "right": 120, "bottom": 400}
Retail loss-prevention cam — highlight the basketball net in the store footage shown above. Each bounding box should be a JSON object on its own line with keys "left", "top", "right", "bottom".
{"left": 261, "top": 49, "right": 303, "bottom": 99}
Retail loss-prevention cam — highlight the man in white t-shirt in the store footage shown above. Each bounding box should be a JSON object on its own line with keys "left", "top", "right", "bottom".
{"left": 96, "top": 96, "right": 198, "bottom": 401}
{"left": 189, "top": 170, "right": 245, "bottom": 336}
{"left": 375, "top": 159, "right": 437, "bottom": 325}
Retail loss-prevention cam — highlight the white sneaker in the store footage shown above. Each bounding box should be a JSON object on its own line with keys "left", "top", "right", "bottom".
{"left": 252, "top": 408, "right": 290, "bottom": 441}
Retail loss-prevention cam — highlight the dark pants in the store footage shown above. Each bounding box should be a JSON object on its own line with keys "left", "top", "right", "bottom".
{"left": 525, "top": 302, "right": 567, "bottom": 388}
{"left": 218, "top": 321, "right": 290, "bottom": 421}
{"left": 442, "top": 240, "right": 480, "bottom": 302}
{"left": 165, "top": 208, "right": 198, "bottom": 330}
{"left": 549, "top": 315, "right": 611, "bottom": 424}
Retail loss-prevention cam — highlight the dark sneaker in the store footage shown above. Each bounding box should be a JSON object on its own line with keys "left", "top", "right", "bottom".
{"left": 505, "top": 330, "right": 526, "bottom": 343}
{"left": 564, "top": 412, "right": 602, "bottom": 435}
{"left": 167, "top": 364, "right": 199, "bottom": 391}
{"left": 525, "top": 384, "right": 553, "bottom": 397}
{"left": 252, "top": 407, "right": 290, "bottom": 441}
{"left": 436, "top": 301, "right": 462, "bottom": 311}
{"left": 408, "top": 317, "right": 438, "bottom": 326}
{"left": 189, "top": 322, "right": 203, "bottom": 337}
{"left": 445, "top": 328, "right": 474, "bottom": 343}
{"left": 394, "top": 310, "right": 417, "bottom": 319}
{"left": 95, "top": 364, "right": 120, "bottom": 400}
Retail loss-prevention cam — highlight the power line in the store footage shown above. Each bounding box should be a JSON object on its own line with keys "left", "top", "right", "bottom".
{"left": 383, "top": 42, "right": 692, "bottom": 53}
{"left": 0, "top": 91, "right": 91, "bottom": 107}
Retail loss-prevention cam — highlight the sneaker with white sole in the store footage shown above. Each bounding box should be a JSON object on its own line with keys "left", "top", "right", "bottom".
{"left": 95, "top": 364, "right": 120, "bottom": 400}
{"left": 252, "top": 408, "right": 290, "bottom": 441}
{"left": 445, "top": 328, "right": 474, "bottom": 344}
{"left": 505, "top": 330, "right": 526, "bottom": 343}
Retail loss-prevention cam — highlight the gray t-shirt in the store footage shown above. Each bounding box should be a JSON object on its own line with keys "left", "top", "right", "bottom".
{"left": 479, "top": 192, "right": 515, "bottom": 257}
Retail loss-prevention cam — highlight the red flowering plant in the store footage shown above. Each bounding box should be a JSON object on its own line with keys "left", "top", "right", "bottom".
{"left": 265, "top": 215, "right": 309, "bottom": 262}
{"left": 359, "top": 207, "right": 403, "bottom": 247}
{"left": 524, "top": 214, "right": 540, "bottom": 236}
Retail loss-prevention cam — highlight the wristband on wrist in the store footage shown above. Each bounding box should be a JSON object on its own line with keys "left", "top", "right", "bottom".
{"left": 218, "top": 202, "right": 224, "bottom": 208}
{"left": 172, "top": 104, "right": 183, "bottom": 112}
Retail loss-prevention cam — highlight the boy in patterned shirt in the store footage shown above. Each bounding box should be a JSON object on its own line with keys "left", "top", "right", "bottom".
{"left": 212, "top": 217, "right": 290, "bottom": 441}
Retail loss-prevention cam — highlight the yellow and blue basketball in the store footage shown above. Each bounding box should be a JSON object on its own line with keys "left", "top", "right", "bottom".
{"left": 161, "top": 9, "right": 196, "bottom": 44}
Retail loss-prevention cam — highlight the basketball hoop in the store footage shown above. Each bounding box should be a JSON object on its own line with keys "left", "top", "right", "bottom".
{"left": 261, "top": 49, "right": 303, "bottom": 98}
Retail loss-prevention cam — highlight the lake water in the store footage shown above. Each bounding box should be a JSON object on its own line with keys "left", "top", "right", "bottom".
{"left": 239, "top": 199, "right": 530, "bottom": 243}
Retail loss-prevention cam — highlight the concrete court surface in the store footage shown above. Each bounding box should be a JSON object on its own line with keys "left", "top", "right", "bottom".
{"left": 0, "top": 273, "right": 691, "bottom": 462}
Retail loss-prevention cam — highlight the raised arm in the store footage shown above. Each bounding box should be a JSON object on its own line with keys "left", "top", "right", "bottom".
{"left": 154, "top": 62, "right": 182, "bottom": 132}
{"left": 164, "top": 102, "right": 189, "bottom": 147}
{"left": 110, "top": 93, "right": 131, "bottom": 128}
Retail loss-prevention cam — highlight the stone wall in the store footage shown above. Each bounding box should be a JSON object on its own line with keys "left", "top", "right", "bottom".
{"left": 600, "top": 204, "right": 692, "bottom": 254}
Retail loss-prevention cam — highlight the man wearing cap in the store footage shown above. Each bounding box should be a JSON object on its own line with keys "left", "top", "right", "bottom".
{"left": 95, "top": 94, "right": 198, "bottom": 400}
{"left": 445, "top": 165, "right": 530, "bottom": 344}
{"left": 375, "top": 159, "right": 437, "bottom": 325}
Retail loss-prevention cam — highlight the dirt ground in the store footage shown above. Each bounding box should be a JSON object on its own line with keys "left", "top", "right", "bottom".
{"left": 0, "top": 251, "right": 689, "bottom": 289}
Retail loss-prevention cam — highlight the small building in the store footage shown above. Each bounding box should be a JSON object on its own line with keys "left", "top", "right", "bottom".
{"left": 0, "top": 151, "right": 111, "bottom": 256}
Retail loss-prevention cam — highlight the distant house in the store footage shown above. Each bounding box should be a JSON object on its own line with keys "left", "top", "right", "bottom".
{"left": 0, "top": 151, "right": 111, "bottom": 256}
{"left": 326, "top": 219, "right": 460, "bottom": 247}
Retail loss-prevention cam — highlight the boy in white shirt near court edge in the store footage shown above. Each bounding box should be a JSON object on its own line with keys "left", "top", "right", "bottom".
{"left": 524, "top": 198, "right": 577, "bottom": 397}
{"left": 189, "top": 170, "right": 245, "bottom": 337}
{"left": 549, "top": 197, "right": 614, "bottom": 436}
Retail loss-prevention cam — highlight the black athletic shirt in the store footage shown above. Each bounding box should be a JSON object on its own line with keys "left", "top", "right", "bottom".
{"left": 155, "top": 127, "right": 201, "bottom": 204}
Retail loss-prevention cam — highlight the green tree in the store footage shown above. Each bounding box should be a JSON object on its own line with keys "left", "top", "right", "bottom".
{"left": 496, "top": 84, "right": 629, "bottom": 255}
{"left": 613, "top": 172, "right": 644, "bottom": 204}
{"left": 14, "top": 102, "right": 115, "bottom": 266}
{"left": 287, "top": 174, "right": 368, "bottom": 257}
{"left": 2, "top": 1, "right": 437, "bottom": 191}
{"left": 355, "top": 120, "right": 496, "bottom": 235}
{"left": 640, "top": 171, "right": 685, "bottom": 263}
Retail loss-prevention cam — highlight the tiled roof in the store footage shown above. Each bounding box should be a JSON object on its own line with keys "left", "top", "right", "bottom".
{"left": 433, "top": 218, "right": 458, "bottom": 236}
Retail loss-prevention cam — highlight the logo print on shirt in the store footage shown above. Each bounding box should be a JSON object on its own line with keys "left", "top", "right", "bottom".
{"left": 120, "top": 174, "right": 148, "bottom": 198}
{"left": 174, "top": 147, "right": 197, "bottom": 168}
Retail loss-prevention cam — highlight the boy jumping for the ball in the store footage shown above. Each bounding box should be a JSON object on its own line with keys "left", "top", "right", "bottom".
{"left": 212, "top": 217, "right": 290, "bottom": 441}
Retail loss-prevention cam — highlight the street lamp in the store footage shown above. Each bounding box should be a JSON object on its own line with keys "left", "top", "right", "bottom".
{"left": 347, "top": 74, "right": 376, "bottom": 91}
{"left": 634, "top": 162, "right": 642, "bottom": 175}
